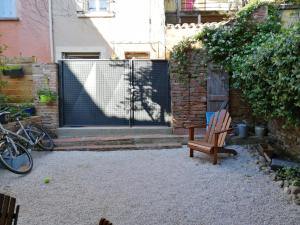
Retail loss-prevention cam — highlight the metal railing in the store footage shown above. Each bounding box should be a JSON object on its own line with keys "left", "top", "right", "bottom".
{"left": 181, "top": 0, "right": 245, "bottom": 11}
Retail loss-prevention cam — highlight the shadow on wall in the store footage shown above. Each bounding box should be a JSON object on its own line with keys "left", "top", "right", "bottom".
{"left": 60, "top": 60, "right": 170, "bottom": 126}
{"left": 118, "top": 60, "right": 171, "bottom": 126}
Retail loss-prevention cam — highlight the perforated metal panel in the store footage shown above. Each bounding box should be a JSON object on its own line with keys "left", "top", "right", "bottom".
{"left": 132, "top": 60, "right": 171, "bottom": 126}
{"left": 59, "top": 60, "right": 170, "bottom": 127}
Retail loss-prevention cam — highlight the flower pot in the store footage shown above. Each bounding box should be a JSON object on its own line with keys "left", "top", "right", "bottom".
{"left": 22, "top": 107, "right": 36, "bottom": 116}
{"left": 255, "top": 126, "right": 266, "bottom": 138}
{"left": 238, "top": 123, "right": 248, "bottom": 138}
{"left": 3, "top": 68, "right": 24, "bottom": 78}
{"left": 39, "top": 95, "right": 52, "bottom": 104}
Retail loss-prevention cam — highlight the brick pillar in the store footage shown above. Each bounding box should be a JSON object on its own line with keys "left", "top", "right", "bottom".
{"left": 170, "top": 51, "right": 207, "bottom": 135}
{"left": 32, "top": 63, "right": 59, "bottom": 136}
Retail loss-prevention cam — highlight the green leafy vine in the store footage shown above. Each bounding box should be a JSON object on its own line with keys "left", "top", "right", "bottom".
{"left": 171, "top": 0, "right": 300, "bottom": 126}
{"left": 170, "top": 37, "right": 198, "bottom": 84}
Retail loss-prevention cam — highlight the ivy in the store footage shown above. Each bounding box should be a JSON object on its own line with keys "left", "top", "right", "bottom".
{"left": 196, "top": 0, "right": 281, "bottom": 72}
{"left": 172, "top": 0, "right": 300, "bottom": 126}
{"left": 232, "top": 24, "right": 300, "bottom": 126}
{"left": 170, "top": 37, "right": 198, "bottom": 83}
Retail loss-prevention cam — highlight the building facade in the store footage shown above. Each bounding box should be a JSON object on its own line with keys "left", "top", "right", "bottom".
{"left": 164, "top": 0, "right": 244, "bottom": 24}
{"left": 52, "top": 0, "right": 166, "bottom": 61}
{"left": 0, "top": 0, "right": 52, "bottom": 62}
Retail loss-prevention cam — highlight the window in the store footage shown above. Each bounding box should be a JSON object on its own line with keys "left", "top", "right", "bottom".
{"left": 63, "top": 52, "right": 101, "bottom": 59}
{"left": 125, "top": 52, "right": 150, "bottom": 60}
{"left": 0, "top": 0, "right": 17, "bottom": 19}
{"left": 88, "top": 0, "right": 108, "bottom": 12}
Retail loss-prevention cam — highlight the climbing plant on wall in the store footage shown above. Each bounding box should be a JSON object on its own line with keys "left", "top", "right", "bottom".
{"left": 171, "top": 0, "right": 300, "bottom": 126}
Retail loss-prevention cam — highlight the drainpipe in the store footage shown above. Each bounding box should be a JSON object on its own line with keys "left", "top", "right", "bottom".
{"left": 48, "top": 0, "right": 54, "bottom": 62}
{"left": 176, "top": 0, "right": 181, "bottom": 24}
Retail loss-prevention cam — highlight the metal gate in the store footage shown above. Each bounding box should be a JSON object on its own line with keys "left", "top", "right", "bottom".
{"left": 59, "top": 60, "right": 171, "bottom": 127}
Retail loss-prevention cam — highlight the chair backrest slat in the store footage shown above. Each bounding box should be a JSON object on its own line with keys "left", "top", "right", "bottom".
{"left": 0, "top": 195, "right": 10, "bottom": 225}
{"left": 0, "top": 194, "right": 18, "bottom": 225}
{"left": 0, "top": 194, "right": 4, "bottom": 211}
{"left": 204, "top": 109, "right": 231, "bottom": 146}
{"left": 208, "top": 110, "right": 226, "bottom": 144}
{"left": 6, "top": 198, "right": 16, "bottom": 225}
{"left": 218, "top": 114, "right": 231, "bottom": 147}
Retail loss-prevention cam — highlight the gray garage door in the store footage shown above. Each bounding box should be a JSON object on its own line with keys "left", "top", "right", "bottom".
{"left": 58, "top": 60, "right": 171, "bottom": 127}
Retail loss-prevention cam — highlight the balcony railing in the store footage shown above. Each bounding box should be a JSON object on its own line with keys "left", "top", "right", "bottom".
{"left": 181, "top": 0, "right": 243, "bottom": 11}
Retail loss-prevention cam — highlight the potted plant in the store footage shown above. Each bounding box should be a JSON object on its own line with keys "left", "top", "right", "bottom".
{"left": 2, "top": 65, "right": 24, "bottom": 78}
{"left": 37, "top": 88, "right": 58, "bottom": 104}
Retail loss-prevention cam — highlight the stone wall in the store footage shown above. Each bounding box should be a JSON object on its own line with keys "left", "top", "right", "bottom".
{"left": 268, "top": 120, "right": 300, "bottom": 162}
{"left": 32, "top": 64, "right": 59, "bottom": 136}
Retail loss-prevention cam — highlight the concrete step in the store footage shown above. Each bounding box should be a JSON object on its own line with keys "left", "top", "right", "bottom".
{"left": 54, "top": 142, "right": 182, "bottom": 151}
{"left": 57, "top": 126, "right": 172, "bottom": 138}
{"left": 54, "top": 134, "right": 184, "bottom": 147}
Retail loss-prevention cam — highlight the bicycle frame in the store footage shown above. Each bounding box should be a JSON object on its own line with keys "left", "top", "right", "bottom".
{"left": 0, "top": 118, "right": 37, "bottom": 147}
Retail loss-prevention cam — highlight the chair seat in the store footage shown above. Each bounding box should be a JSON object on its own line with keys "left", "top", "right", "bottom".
{"left": 188, "top": 140, "right": 214, "bottom": 154}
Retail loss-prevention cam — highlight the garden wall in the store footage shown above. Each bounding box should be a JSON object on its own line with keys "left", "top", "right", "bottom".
{"left": 165, "top": 23, "right": 205, "bottom": 59}
{"left": 268, "top": 120, "right": 300, "bottom": 162}
{"left": 167, "top": 23, "right": 252, "bottom": 134}
{"left": 268, "top": 4, "right": 300, "bottom": 161}
{"left": 0, "top": 56, "right": 36, "bottom": 103}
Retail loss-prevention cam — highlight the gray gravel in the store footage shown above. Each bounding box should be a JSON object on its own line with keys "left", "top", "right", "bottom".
{"left": 0, "top": 146, "right": 299, "bottom": 225}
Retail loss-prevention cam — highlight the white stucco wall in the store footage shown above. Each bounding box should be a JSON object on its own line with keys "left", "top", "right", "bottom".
{"left": 52, "top": 0, "right": 166, "bottom": 60}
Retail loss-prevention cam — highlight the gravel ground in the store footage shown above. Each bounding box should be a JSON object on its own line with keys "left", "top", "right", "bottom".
{"left": 0, "top": 146, "right": 299, "bottom": 225}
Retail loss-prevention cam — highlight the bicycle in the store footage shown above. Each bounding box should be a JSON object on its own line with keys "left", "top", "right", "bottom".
{"left": 0, "top": 111, "right": 54, "bottom": 174}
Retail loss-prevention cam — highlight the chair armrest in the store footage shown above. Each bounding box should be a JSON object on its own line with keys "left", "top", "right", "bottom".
{"left": 186, "top": 125, "right": 203, "bottom": 129}
{"left": 214, "top": 128, "right": 234, "bottom": 135}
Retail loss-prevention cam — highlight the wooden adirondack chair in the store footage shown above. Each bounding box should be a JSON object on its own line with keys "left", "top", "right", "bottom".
{"left": 99, "top": 218, "right": 113, "bottom": 225}
{"left": 0, "top": 194, "right": 20, "bottom": 225}
{"left": 188, "top": 109, "right": 237, "bottom": 164}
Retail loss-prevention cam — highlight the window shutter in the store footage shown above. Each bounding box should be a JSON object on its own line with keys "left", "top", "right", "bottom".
{"left": 0, "top": 0, "right": 16, "bottom": 18}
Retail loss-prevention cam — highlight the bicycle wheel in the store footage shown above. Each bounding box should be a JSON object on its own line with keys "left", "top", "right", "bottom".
{"left": 27, "top": 125, "right": 54, "bottom": 151}
{"left": 0, "top": 139, "right": 33, "bottom": 174}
